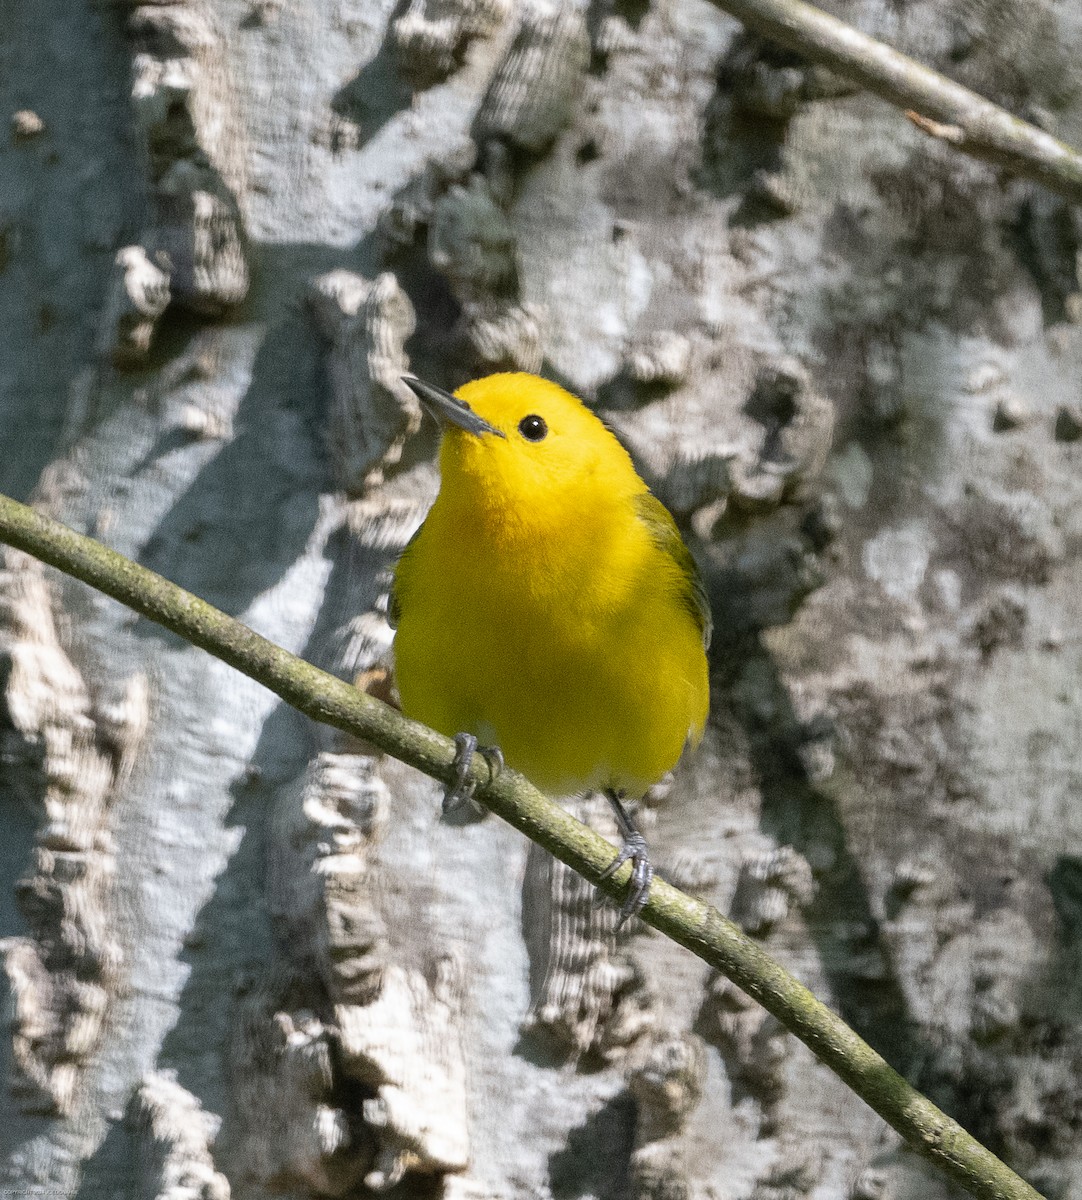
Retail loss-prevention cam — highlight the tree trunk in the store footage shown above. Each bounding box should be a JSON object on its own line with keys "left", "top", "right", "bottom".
{"left": 3, "top": 0, "right": 1082, "bottom": 1197}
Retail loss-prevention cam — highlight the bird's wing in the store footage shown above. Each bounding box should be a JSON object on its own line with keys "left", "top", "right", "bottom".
{"left": 388, "top": 522, "right": 424, "bottom": 630}
{"left": 633, "top": 491, "right": 713, "bottom": 651}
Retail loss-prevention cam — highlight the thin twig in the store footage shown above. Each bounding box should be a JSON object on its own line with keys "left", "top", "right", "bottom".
{"left": 0, "top": 491, "right": 1044, "bottom": 1200}
{"left": 707, "top": 0, "right": 1082, "bottom": 205}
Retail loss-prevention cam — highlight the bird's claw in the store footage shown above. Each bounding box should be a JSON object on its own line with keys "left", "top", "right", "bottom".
{"left": 442, "top": 733, "right": 503, "bottom": 814}
{"left": 480, "top": 744, "right": 505, "bottom": 789}
{"left": 598, "top": 831, "right": 654, "bottom": 927}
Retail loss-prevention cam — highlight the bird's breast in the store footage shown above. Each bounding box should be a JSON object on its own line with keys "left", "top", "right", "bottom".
{"left": 393, "top": 492, "right": 707, "bottom": 796}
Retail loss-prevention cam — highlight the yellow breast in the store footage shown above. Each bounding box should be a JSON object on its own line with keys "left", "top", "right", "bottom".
{"left": 393, "top": 482, "right": 708, "bottom": 797}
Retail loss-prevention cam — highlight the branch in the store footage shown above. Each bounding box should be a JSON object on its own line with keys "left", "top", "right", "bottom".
{"left": 707, "top": 0, "right": 1082, "bottom": 205}
{"left": 0, "top": 491, "right": 1043, "bottom": 1200}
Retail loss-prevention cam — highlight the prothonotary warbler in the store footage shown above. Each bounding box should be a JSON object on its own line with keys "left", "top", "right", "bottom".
{"left": 391, "top": 372, "right": 711, "bottom": 921}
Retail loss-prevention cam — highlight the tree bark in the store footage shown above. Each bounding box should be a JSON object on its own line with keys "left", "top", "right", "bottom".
{"left": 3, "top": 1, "right": 1082, "bottom": 1198}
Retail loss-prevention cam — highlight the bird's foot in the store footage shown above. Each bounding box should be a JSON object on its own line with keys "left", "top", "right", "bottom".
{"left": 598, "top": 831, "right": 654, "bottom": 926}
{"left": 599, "top": 790, "right": 654, "bottom": 926}
{"left": 443, "top": 733, "right": 503, "bottom": 814}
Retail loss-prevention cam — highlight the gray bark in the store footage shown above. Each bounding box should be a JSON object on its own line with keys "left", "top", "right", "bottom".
{"left": 2, "top": 0, "right": 1082, "bottom": 1198}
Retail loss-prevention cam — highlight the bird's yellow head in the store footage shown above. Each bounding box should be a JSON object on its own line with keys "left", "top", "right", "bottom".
{"left": 404, "top": 372, "right": 643, "bottom": 523}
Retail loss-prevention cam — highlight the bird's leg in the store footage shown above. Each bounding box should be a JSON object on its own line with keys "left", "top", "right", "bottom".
{"left": 598, "top": 789, "right": 654, "bottom": 926}
{"left": 443, "top": 733, "right": 504, "bottom": 814}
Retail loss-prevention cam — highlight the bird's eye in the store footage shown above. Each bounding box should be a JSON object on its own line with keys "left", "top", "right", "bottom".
{"left": 518, "top": 414, "right": 548, "bottom": 441}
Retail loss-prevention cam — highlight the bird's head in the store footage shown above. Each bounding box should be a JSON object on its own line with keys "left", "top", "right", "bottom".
{"left": 403, "top": 372, "right": 640, "bottom": 518}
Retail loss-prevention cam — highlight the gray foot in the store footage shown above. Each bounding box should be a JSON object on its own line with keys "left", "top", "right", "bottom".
{"left": 598, "top": 790, "right": 655, "bottom": 926}
{"left": 443, "top": 733, "right": 503, "bottom": 814}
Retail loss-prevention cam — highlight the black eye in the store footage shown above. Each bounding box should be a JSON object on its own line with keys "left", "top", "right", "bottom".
{"left": 519, "top": 414, "right": 548, "bottom": 441}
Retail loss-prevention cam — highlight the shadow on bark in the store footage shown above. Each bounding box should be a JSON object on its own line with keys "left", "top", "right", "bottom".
{"left": 548, "top": 1090, "right": 636, "bottom": 1200}
{"left": 332, "top": 3, "right": 415, "bottom": 145}
{"left": 132, "top": 247, "right": 353, "bottom": 620}
{"left": 711, "top": 569, "right": 922, "bottom": 1073}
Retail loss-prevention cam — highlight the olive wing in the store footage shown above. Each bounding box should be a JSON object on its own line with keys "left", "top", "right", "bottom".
{"left": 633, "top": 491, "right": 712, "bottom": 651}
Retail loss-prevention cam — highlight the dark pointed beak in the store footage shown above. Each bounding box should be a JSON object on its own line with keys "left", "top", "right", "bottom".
{"left": 403, "top": 376, "right": 505, "bottom": 439}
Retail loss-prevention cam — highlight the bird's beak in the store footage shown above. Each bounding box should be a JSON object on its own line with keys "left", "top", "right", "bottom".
{"left": 403, "top": 376, "right": 506, "bottom": 439}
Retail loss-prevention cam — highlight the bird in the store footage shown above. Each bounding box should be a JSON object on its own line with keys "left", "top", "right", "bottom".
{"left": 390, "top": 372, "right": 711, "bottom": 921}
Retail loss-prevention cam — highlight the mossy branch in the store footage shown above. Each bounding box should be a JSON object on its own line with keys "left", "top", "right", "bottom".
{"left": 707, "top": 0, "right": 1082, "bottom": 205}
{"left": 0, "top": 491, "right": 1043, "bottom": 1200}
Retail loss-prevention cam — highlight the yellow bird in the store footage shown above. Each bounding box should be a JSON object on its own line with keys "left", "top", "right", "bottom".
{"left": 391, "top": 372, "right": 711, "bottom": 919}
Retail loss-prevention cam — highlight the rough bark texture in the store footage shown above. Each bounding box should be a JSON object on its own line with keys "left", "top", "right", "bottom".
{"left": 3, "top": 1, "right": 1082, "bottom": 1198}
